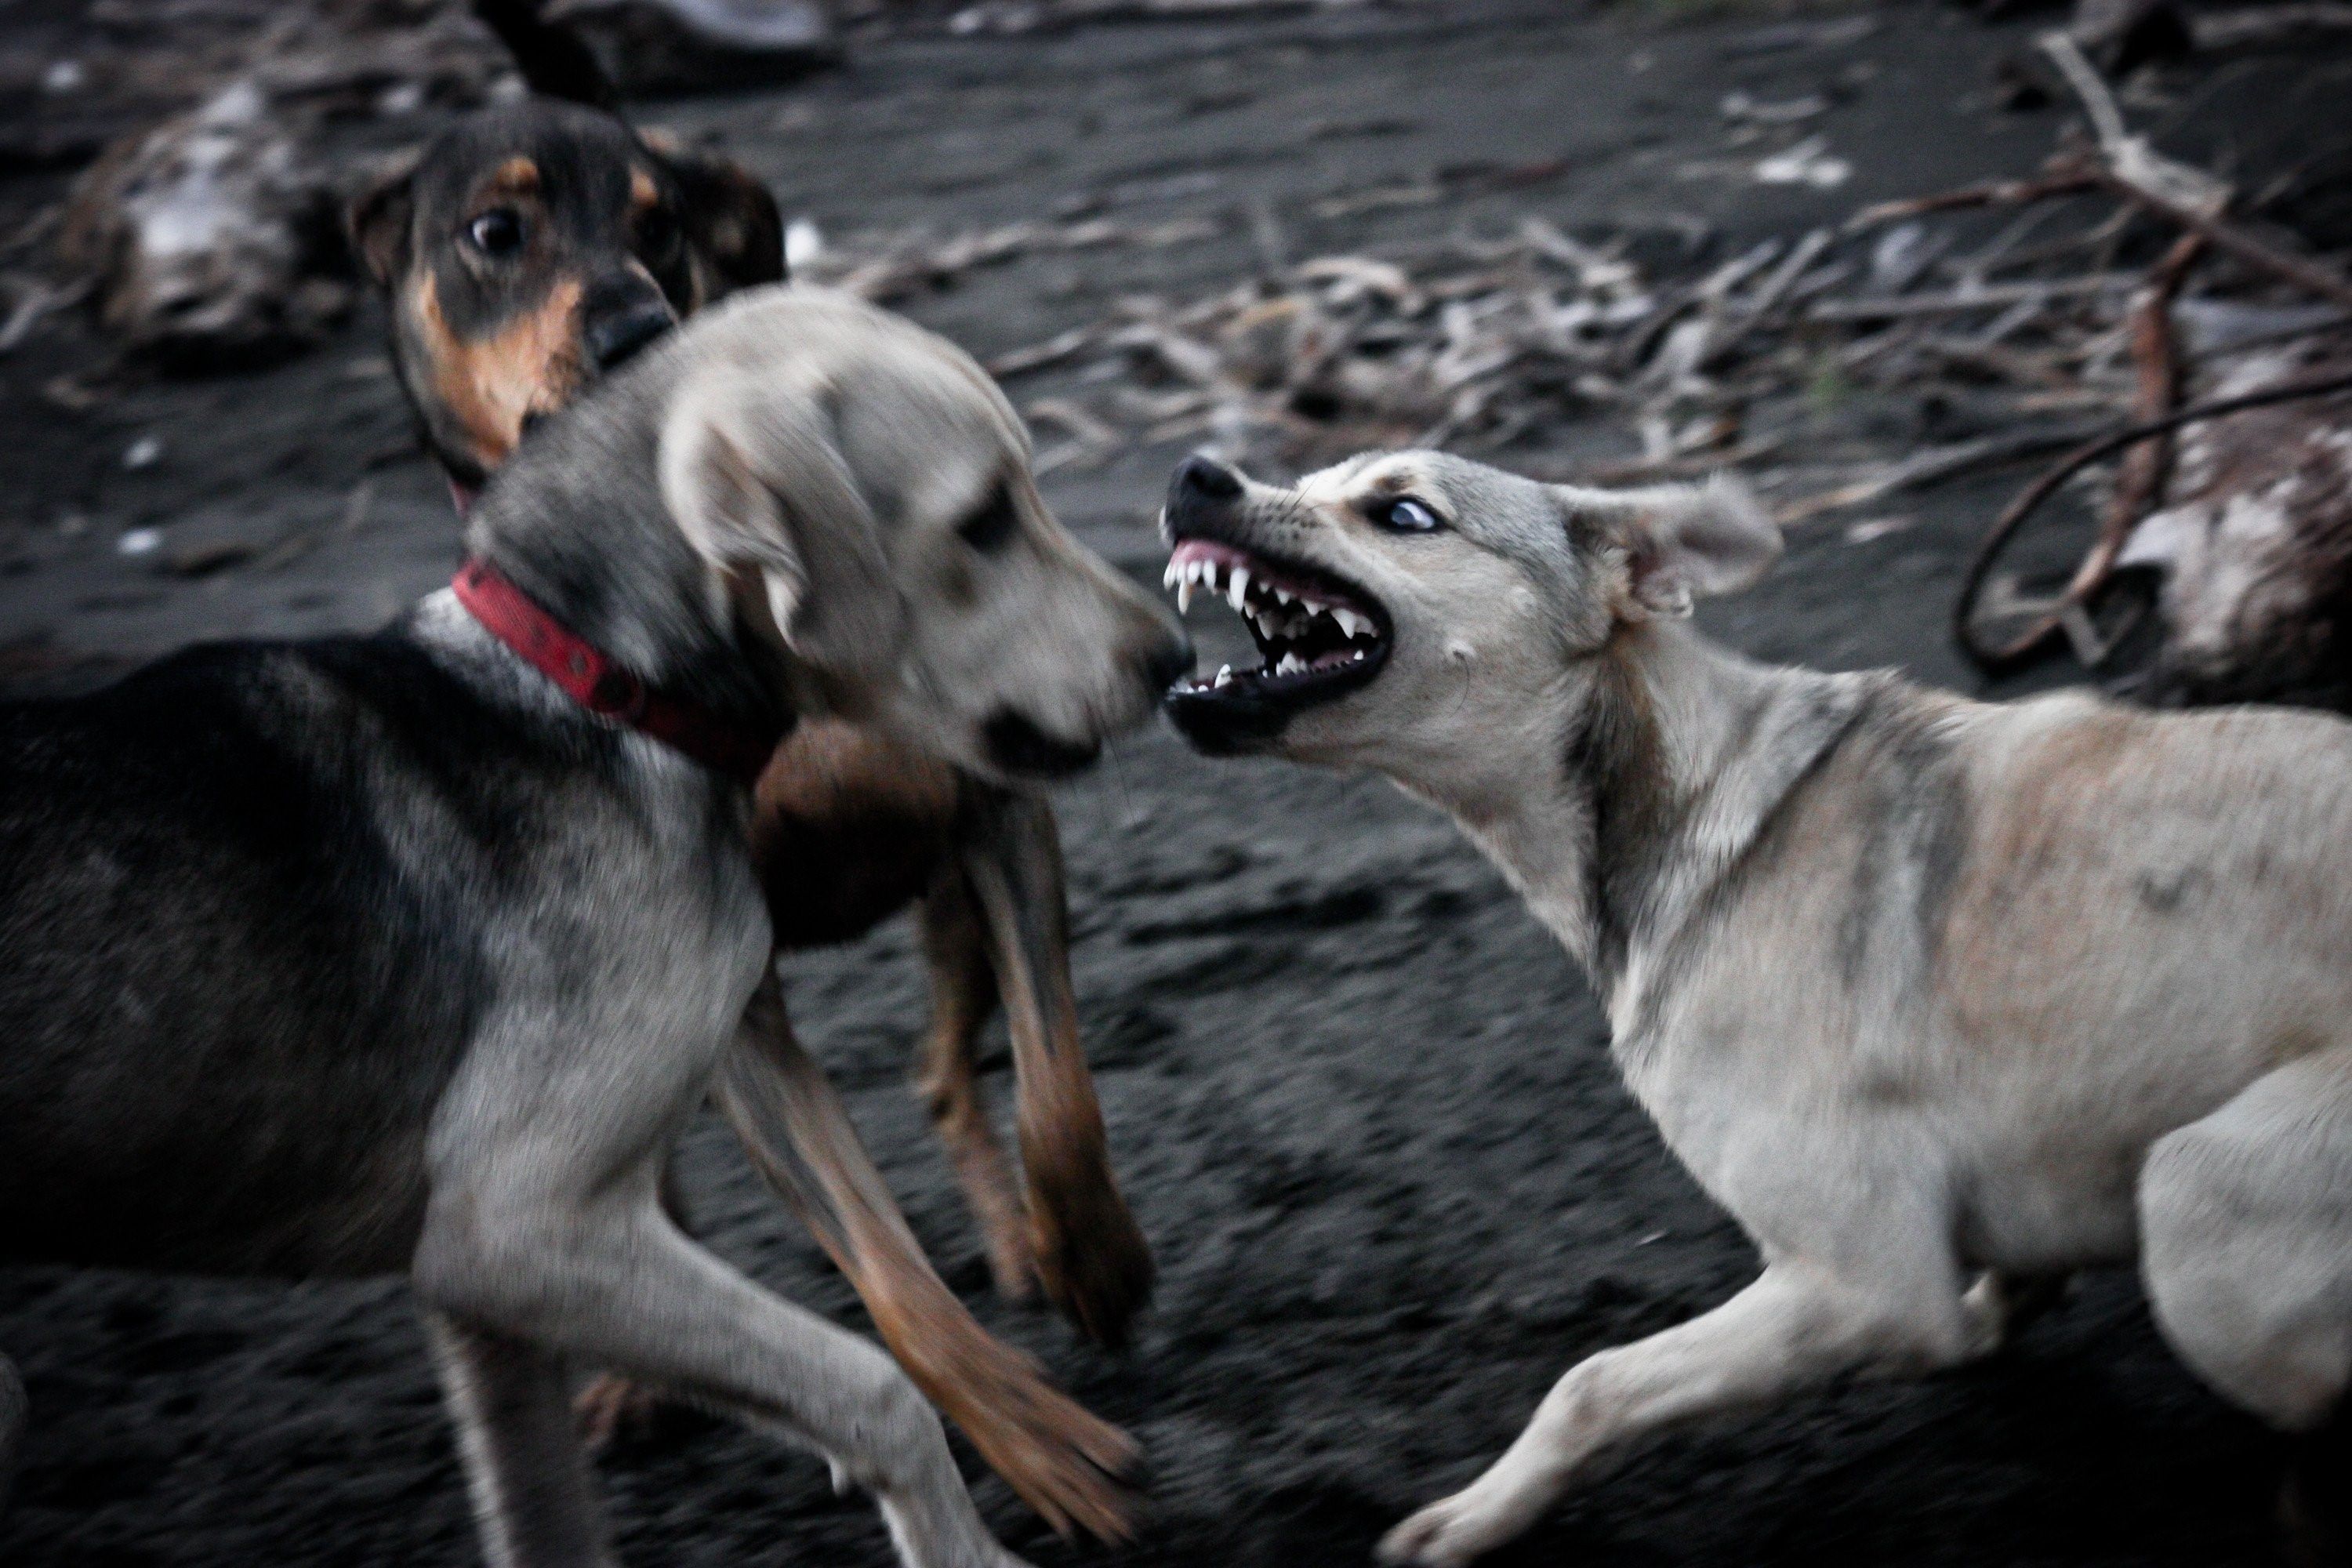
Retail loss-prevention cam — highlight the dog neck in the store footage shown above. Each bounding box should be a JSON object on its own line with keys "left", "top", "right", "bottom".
{"left": 1425, "top": 619, "right": 1873, "bottom": 1025}
{"left": 459, "top": 353, "right": 792, "bottom": 743}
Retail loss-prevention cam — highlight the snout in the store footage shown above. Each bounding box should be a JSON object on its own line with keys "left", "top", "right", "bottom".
{"left": 580, "top": 270, "right": 677, "bottom": 372}
{"left": 978, "top": 566, "right": 1192, "bottom": 784}
{"left": 1164, "top": 453, "right": 1247, "bottom": 538}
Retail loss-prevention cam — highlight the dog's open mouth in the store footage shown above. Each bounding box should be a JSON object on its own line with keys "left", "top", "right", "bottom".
{"left": 1160, "top": 537, "right": 1389, "bottom": 744}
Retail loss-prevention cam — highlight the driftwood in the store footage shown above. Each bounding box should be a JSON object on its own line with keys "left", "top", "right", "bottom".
{"left": 2120, "top": 349, "right": 2352, "bottom": 705}
{"left": 59, "top": 80, "right": 352, "bottom": 366}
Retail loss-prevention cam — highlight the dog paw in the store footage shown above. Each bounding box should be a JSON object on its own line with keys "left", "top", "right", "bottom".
{"left": 1029, "top": 1175, "right": 1154, "bottom": 1349}
{"left": 1376, "top": 1485, "right": 1532, "bottom": 1568}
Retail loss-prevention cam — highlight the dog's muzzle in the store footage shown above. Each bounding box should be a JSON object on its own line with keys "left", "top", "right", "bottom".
{"left": 1156, "top": 454, "right": 1392, "bottom": 753}
{"left": 582, "top": 274, "right": 678, "bottom": 372}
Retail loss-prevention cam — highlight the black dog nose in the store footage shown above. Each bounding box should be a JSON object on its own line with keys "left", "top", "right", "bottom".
{"left": 1172, "top": 453, "right": 1243, "bottom": 503}
{"left": 581, "top": 274, "right": 677, "bottom": 372}
{"left": 584, "top": 301, "right": 675, "bottom": 372}
{"left": 1144, "top": 627, "right": 1195, "bottom": 692}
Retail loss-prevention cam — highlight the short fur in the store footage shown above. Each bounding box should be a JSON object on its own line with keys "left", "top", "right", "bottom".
{"left": 356, "top": 102, "right": 1162, "bottom": 1389}
{"left": 0, "top": 287, "right": 1187, "bottom": 1568}
{"left": 1160, "top": 449, "right": 2352, "bottom": 1566}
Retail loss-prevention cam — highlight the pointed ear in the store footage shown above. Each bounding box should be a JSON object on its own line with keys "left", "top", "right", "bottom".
{"left": 1563, "top": 475, "right": 1781, "bottom": 619}
{"left": 346, "top": 151, "right": 419, "bottom": 290}
{"left": 643, "top": 130, "right": 784, "bottom": 292}
{"left": 659, "top": 373, "right": 904, "bottom": 681}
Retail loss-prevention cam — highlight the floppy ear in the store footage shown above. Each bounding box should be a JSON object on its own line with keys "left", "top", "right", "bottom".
{"left": 645, "top": 132, "right": 785, "bottom": 291}
{"left": 1563, "top": 474, "right": 1781, "bottom": 620}
{"left": 347, "top": 152, "right": 419, "bottom": 290}
{"left": 660, "top": 373, "right": 904, "bottom": 681}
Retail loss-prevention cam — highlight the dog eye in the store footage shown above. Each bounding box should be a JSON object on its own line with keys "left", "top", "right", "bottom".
{"left": 1376, "top": 496, "right": 1442, "bottom": 533}
{"left": 957, "top": 483, "right": 1020, "bottom": 553}
{"left": 466, "top": 209, "right": 526, "bottom": 258}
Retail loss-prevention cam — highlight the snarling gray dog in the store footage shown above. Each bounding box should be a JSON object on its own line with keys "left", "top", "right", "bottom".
{"left": 0, "top": 285, "right": 1188, "bottom": 1567}
{"left": 1157, "top": 449, "right": 2352, "bottom": 1565}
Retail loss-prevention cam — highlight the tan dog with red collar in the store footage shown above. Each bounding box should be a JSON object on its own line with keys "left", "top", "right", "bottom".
{"left": 350, "top": 102, "right": 1156, "bottom": 1538}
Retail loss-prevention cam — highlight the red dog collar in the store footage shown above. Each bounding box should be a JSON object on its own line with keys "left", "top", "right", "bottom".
{"left": 452, "top": 557, "right": 784, "bottom": 787}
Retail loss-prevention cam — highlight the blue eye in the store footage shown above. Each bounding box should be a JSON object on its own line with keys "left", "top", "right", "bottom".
{"left": 1380, "top": 497, "right": 1441, "bottom": 532}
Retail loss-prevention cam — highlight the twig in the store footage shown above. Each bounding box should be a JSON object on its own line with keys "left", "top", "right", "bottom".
{"left": 1776, "top": 424, "right": 2107, "bottom": 524}
{"left": 1955, "top": 368, "right": 2352, "bottom": 673}
{"left": 1847, "top": 169, "right": 2100, "bottom": 230}
{"left": 1805, "top": 274, "right": 2132, "bottom": 321}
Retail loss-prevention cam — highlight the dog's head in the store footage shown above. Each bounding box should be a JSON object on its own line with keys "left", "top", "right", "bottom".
{"left": 660, "top": 288, "right": 1192, "bottom": 784}
{"left": 350, "top": 100, "right": 781, "bottom": 494}
{"left": 1157, "top": 449, "right": 1778, "bottom": 775}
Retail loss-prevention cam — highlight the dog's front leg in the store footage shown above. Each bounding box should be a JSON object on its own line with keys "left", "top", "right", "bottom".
{"left": 424, "top": 1311, "right": 615, "bottom": 1568}
{"left": 1378, "top": 1259, "right": 1972, "bottom": 1567}
{"left": 716, "top": 974, "right": 1138, "bottom": 1544}
{"left": 416, "top": 992, "right": 1029, "bottom": 1568}
{"left": 956, "top": 786, "right": 1153, "bottom": 1348}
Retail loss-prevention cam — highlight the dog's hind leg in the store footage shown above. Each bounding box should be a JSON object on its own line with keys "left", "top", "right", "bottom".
{"left": 2141, "top": 1046, "right": 2352, "bottom": 1431}
{"left": 423, "top": 1312, "right": 615, "bottom": 1568}
{"left": 913, "top": 865, "right": 1035, "bottom": 1303}
{"left": 2141, "top": 1047, "right": 2352, "bottom": 1563}
{"left": 723, "top": 974, "right": 1136, "bottom": 1543}
{"left": 957, "top": 788, "right": 1153, "bottom": 1348}
{"left": 1379, "top": 1221, "right": 1973, "bottom": 1567}
{"left": 1, "top": 1350, "right": 25, "bottom": 1516}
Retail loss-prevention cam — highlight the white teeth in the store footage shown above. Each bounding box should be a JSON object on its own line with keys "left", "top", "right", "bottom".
{"left": 1216, "top": 664, "right": 1233, "bottom": 686}
{"left": 1163, "top": 560, "right": 1181, "bottom": 590}
{"left": 1273, "top": 586, "right": 1295, "bottom": 605}
{"left": 1177, "top": 580, "right": 1193, "bottom": 613}
{"left": 1227, "top": 565, "right": 1250, "bottom": 610}
{"left": 1351, "top": 648, "right": 1367, "bottom": 660}
{"left": 1333, "top": 608, "right": 1369, "bottom": 639}
{"left": 1276, "top": 652, "right": 1306, "bottom": 677}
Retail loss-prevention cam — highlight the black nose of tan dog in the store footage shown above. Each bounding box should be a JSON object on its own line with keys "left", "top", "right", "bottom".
{"left": 582, "top": 274, "right": 677, "bottom": 372}
{"left": 1172, "top": 453, "right": 1243, "bottom": 504}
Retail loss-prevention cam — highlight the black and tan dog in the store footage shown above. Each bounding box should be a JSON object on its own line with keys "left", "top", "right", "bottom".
{"left": 347, "top": 100, "right": 1156, "bottom": 1529}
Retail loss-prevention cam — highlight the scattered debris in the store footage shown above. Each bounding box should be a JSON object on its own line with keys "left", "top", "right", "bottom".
{"left": 1754, "top": 136, "right": 1852, "bottom": 191}
{"left": 2118, "top": 345, "right": 2352, "bottom": 704}
{"left": 797, "top": 214, "right": 1222, "bottom": 303}
{"left": 1929, "top": 34, "right": 2352, "bottom": 702}
{"left": 60, "top": 80, "right": 353, "bottom": 368}
{"left": 944, "top": 0, "right": 1366, "bottom": 38}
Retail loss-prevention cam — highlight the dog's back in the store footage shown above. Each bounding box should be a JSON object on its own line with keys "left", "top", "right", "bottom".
{"left": 0, "top": 630, "right": 607, "bottom": 1276}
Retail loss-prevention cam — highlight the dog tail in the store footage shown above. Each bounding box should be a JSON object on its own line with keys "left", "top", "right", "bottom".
{"left": 470, "top": 1, "right": 622, "bottom": 113}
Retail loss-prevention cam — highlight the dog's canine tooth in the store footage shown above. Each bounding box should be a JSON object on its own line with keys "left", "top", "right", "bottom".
{"left": 1228, "top": 565, "right": 1251, "bottom": 611}
{"left": 1333, "top": 608, "right": 1368, "bottom": 639}
{"left": 1163, "top": 560, "right": 1181, "bottom": 590}
{"left": 1177, "top": 580, "right": 1194, "bottom": 614}
{"left": 1216, "top": 664, "right": 1233, "bottom": 686}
